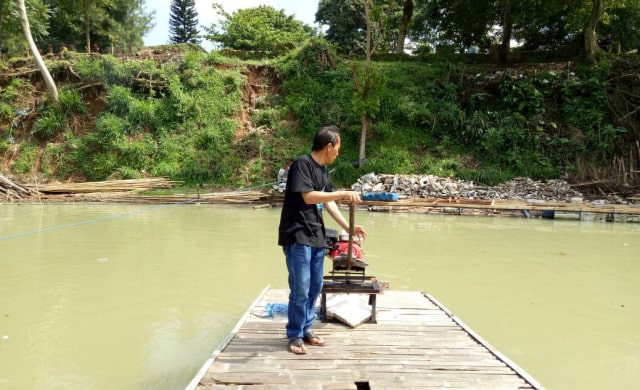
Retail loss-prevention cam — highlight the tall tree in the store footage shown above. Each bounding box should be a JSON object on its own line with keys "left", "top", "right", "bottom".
{"left": 352, "top": 0, "right": 385, "bottom": 166}
{"left": 584, "top": 0, "right": 605, "bottom": 60}
{"left": 79, "top": 0, "right": 113, "bottom": 52}
{"left": 316, "top": 0, "right": 407, "bottom": 54}
{"left": 412, "top": 0, "right": 495, "bottom": 52}
{"left": 316, "top": 0, "right": 367, "bottom": 54}
{"left": 47, "top": 0, "right": 152, "bottom": 53}
{"left": 0, "top": 0, "right": 49, "bottom": 55}
{"left": 16, "top": 0, "right": 58, "bottom": 103}
{"left": 206, "top": 5, "right": 312, "bottom": 56}
{"left": 169, "top": 0, "right": 200, "bottom": 44}
{"left": 109, "top": 0, "right": 154, "bottom": 52}
{"left": 395, "top": 0, "right": 414, "bottom": 53}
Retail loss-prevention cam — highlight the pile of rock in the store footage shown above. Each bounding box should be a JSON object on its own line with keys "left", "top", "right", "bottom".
{"left": 351, "top": 173, "right": 584, "bottom": 203}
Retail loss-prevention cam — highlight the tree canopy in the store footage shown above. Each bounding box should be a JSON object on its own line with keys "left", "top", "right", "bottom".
{"left": 206, "top": 5, "right": 314, "bottom": 56}
{"left": 0, "top": 0, "right": 153, "bottom": 56}
{"left": 0, "top": 0, "right": 50, "bottom": 54}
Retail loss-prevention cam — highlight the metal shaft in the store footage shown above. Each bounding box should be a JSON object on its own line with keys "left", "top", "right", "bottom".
{"left": 346, "top": 203, "right": 355, "bottom": 271}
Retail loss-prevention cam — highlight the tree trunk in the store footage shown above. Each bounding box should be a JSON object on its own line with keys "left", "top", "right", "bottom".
{"left": 358, "top": 0, "right": 372, "bottom": 165}
{"left": 359, "top": 113, "right": 367, "bottom": 165}
{"left": 16, "top": 0, "right": 58, "bottom": 104}
{"left": 85, "top": 10, "right": 91, "bottom": 53}
{"left": 584, "top": 0, "right": 604, "bottom": 62}
{"left": 364, "top": 0, "right": 371, "bottom": 63}
{"left": 499, "top": 0, "right": 513, "bottom": 63}
{"left": 395, "top": 0, "right": 414, "bottom": 54}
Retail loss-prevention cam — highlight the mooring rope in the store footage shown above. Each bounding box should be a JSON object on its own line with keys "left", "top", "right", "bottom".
{"left": 0, "top": 199, "right": 195, "bottom": 242}
{"left": 0, "top": 181, "right": 278, "bottom": 242}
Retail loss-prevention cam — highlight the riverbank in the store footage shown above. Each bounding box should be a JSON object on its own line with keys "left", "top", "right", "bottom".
{"left": 3, "top": 173, "right": 640, "bottom": 221}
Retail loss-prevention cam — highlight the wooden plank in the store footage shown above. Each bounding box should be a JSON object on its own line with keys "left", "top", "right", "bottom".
{"left": 363, "top": 198, "right": 640, "bottom": 215}
{"left": 190, "top": 288, "right": 544, "bottom": 390}
{"left": 185, "top": 285, "right": 271, "bottom": 390}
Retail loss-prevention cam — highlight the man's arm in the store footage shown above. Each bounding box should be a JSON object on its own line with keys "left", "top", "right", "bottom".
{"left": 301, "top": 190, "right": 359, "bottom": 205}
{"left": 324, "top": 199, "right": 368, "bottom": 239}
{"left": 301, "top": 190, "right": 367, "bottom": 237}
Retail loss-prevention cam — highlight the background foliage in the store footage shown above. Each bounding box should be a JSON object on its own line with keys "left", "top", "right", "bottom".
{"left": 2, "top": 1, "right": 639, "bottom": 192}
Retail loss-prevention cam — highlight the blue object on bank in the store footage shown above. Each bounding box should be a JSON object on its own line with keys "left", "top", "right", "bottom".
{"left": 362, "top": 192, "right": 398, "bottom": 202}
{"left": 541, "top": 210, "right": 555, "bottom": 219}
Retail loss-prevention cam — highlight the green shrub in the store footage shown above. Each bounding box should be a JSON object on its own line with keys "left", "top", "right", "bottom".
{"left": 251, "top": 108, "right": 281, "bottom": 127}
{"left": 151, "top": 161, "right": 181, "bottom": 178}
{"left": 33, "top": 110, "right": 67, "bottom": 140}
{"left": 12, "top": 143, "right": 38, "bottom": 174}
{"left": 74, "top": 55, "right": 161, "bottom": 86}
{"left": 58, "top": 89, "right": 87, "bottom": 117}
{"left": 106, "top": 85, "right": 133, "bottom": 117}
{"left": 115, "top": 166, "right": 144, "bottom": 180}
{"left": 91, "top": 113, "right": 128, "bottom": 148}
{"left": 118, "top": 135, "right": 156, "bottom": 170}
{"left": 83, "top": 152, "right": 120, "bottom": 181}
{"left": 366, "top": 146, "right": 414, "bottom": 175}
{"left": 128, "top": 98, "right": 156, "bottom": 129}
{"left": 561, "top": 76, "right": 608, "bottom": 150}
{"left": 179, "top": 153, "right": 212, "bottom": 184}
{"left": 0, "top": 102, "right": 12, "bottom": 120}
{"left": 420, "top": 156, "right": 459, "bottom": 177}
{"left": 41, "top": 143, "right": 64, "bottom": 178}
{"left": 458, "top": 167, "right": 511, "bottom": 186}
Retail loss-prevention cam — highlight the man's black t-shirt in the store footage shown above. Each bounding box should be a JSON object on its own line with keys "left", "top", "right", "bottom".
{"left": 278, "top": 154, "right": 335, "bottom": 248}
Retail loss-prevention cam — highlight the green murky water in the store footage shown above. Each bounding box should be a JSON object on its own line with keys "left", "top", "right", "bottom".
{"left": 1, "top": 203, "right": 638, "bottom": 389}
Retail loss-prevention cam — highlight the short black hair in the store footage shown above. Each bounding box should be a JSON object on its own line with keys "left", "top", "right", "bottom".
{"left": 312, "top": 125, "right": 340, "bottom": 152}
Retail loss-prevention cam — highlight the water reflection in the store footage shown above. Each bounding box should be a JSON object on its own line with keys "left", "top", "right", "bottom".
{"left": 0, "top": 204, "right": 638, "bottom": 389}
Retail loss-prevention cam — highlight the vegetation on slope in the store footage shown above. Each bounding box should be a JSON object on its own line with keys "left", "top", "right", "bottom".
{"left": 1, "top": 41, "right": 639, "bottom": 196}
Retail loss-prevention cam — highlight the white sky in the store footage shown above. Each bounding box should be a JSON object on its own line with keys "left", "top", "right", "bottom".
{"left": 142, "top": 0, "right": 319, "bottom": 49}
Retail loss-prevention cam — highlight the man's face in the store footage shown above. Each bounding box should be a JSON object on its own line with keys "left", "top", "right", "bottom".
{"left": 327, "top": 136, "right": 341, "bottom": 164}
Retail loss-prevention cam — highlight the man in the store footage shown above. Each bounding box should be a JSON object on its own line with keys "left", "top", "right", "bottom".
{"left": 278, "top": 125, "right": 367, "bottom": 354}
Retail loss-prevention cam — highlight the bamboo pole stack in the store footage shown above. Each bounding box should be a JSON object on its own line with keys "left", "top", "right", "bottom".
{"left": 108, "top": 190, "right": 270, "bottom": 204}
{"left": 24, "top": 178, "right": 178, "bottom": 193}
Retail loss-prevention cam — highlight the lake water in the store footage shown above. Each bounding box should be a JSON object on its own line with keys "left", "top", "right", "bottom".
{"left": 1, "top": 203, "right": 638, "bottom": 389}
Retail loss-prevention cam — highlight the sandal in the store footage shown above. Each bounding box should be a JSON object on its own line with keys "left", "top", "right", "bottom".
{"left": 288, "top": 338, "right": 307, "bottom": 354}
{"left": 303, "top": 331, "right": 326, "bottom": 347}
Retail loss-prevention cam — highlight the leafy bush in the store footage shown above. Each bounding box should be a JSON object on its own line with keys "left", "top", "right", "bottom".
{"left": 74, "top": 55, "right": 160, "bottom": 86}
{"left": 12, "top": 143, "right": 38, "bottom": 174}
{"left": 58, "top": 89, "right": 87, "bottom": 117}
{"left": 119, "top": 134, "right": 156, "bottom": 170}
{"left": 365, "top": 146, "right": 414, "bottom": 176}
{"left": 458, "top": 167, "right": 511, "bottom": 186}
{"left": 105, "top": 85, "right": 133, "bottom": 117}
{"left": 277, "top": 39, "right": 355, "bottom": 135}
{"left": 90, "top": 113, "right": 128, "bottom": 148}
{"left": 33, "top": 110, "right": 67, "bottom": 139}
{"left": 41, "top": 143, "right": 64, "bottom": 178}
{"left": 561, "top": 77, "right": 607, "bottom": 135}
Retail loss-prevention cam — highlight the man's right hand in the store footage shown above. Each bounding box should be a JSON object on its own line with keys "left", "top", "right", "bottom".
{"left": 341, "top": 190, "right": 362, "bottom": 204}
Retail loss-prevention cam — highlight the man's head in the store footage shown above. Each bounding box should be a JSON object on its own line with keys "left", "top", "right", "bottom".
{"left": 311, "top": 125, "right": 341, "bottom": 165}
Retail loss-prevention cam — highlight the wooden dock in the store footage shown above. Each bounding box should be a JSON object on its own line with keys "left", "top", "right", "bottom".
{"left": 186, "top": 287, "right": 544, "bottom": 390}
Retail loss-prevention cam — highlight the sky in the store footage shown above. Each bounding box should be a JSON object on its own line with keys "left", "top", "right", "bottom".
{"left": 142, "top": 0, "right": 319, "bottom": 50}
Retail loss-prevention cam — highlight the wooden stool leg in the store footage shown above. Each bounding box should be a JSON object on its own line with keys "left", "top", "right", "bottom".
{"left": 320, "top": 293, "right": 327, "bottom": 320}
{"left": 369, "top": 294, "right": 377, "bottom": 323}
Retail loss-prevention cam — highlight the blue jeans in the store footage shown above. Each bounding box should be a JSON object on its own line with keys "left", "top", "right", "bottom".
{"left": 284, "top": 243, "right": 325, "bottom": 340}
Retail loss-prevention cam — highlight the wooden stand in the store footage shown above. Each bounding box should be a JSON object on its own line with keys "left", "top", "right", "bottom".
{"left": 320, "top": 275, "right": 381, "bottom": 323}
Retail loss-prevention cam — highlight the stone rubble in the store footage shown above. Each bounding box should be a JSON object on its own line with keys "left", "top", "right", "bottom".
{"left": 350, "top": 173, "right": 585, "bottom": 203}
